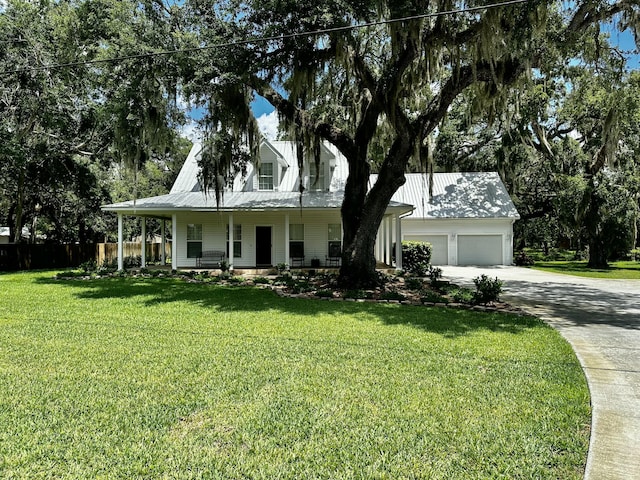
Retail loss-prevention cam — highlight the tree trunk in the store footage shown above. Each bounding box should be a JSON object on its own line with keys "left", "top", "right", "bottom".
{"left": 584, "top": 181, "right": 609, "bottom": 269}
{"left": 339, "top": 138, "right": 412, "bottom": 288}
{"left": 12, "top": 170, "right": 25, "bottom": 244}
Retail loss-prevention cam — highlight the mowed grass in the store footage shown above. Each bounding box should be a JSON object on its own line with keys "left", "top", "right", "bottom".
{"left": 533, "top": 260, "right": 640, "bottom": 279}
{"left": 0, "top": 271, "right": 590, "bottom": 479}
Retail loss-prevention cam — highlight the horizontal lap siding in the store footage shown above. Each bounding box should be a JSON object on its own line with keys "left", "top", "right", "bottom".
{"left": 176, "top": 212, "right": 229, "bottom": 268}
{"left": 175, "top": 210, "right": 341, "bottom": 268}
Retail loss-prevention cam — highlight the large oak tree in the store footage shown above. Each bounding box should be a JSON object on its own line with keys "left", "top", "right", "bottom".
{"left": 183, "top": 0, "right": 639, "bottom": 287}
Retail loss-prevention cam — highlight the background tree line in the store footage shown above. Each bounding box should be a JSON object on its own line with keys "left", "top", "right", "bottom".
{"left": 0, "top": 0, "right": 638, "bottom": 281}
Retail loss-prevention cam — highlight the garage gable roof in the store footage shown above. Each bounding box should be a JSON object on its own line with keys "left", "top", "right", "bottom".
{"left": 387, "top": 172, "right": 520, "bottom": 219}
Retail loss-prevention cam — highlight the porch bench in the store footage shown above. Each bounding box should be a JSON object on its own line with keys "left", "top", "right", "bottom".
{"left": 196, "top": 250, "right": 227, "bottom": 268}
{"left": 325, "top": 256, "right": 341, "bottom": 267}
{"left": 290, "top": 256, "right": 305, "bottom": 268}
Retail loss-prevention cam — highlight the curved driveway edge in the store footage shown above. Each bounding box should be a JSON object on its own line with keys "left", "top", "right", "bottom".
{"left": 442, "top": 266, "right": 640, "bottom": 480}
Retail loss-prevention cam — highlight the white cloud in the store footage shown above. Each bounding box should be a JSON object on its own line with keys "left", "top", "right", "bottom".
{"left": 257, "top": 110, "right": 279, "bottom": 141}
{"left": 181, "top": 110, "right": 280, "bottom": 144}
{"left": 181, "top": 119, "right": 202, "bottom": 144}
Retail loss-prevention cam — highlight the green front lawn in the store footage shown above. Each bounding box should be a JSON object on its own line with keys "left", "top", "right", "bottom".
{"left": 0, "top": 271, "right": 590, "bottom": 479}
{"left": 533, "top": 260, "right": 640, "bottom": 279}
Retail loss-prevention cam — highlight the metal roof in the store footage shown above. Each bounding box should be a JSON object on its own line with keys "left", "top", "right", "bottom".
{"left": 169, "top": 143, "right": 202, "bottom": 194}
{"left": 388, "top": 172, "right": 520, "bottom": 219}
{"left": 107, "top": 141, "right": 518, "bottom": 220}
{"left": 102, "top": 191, "right": 413, "bottom": 215}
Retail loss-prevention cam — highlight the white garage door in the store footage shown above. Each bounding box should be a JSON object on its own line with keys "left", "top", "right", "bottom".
{"left": 457, "top": 235, "right": 503, "bottom": 265}
{"left": 404, "top": 235, "right": 448, "bottom": 265}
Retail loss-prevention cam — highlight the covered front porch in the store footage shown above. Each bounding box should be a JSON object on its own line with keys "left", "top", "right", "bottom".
{"left": 115, "top": 209, "right": 407, "bottom": 272}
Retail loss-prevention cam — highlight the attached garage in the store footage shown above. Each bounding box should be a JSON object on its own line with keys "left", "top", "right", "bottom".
{"left": 457, "top": 235, "right": 503, "bottom": 265}
{"left": 404, "top": 234, "right": 448, "bottom": 265}
{"left": 391, "top": 172, "right": 520, "bottom": 266}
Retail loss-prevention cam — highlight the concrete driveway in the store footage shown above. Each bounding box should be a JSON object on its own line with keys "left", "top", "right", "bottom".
{"left": 441, "top": 266, "right": 640, "bottom": 480}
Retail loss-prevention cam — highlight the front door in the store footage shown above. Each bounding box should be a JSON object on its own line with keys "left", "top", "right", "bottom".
{"left": 255, "top": 226, "right": 272, "bottom": 266}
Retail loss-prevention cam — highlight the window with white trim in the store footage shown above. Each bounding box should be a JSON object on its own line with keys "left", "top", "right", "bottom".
{"left": 289, "top": 224, "right": 304, "bottom": 258}
{"left": 187, "top": 224, "right": 202, "bottom": 258}
{"left": 258, "top": 162, "right": 274, "bottom": 190}
{"left": 226, "top": 224, "right": 242, "bottom": 258}
{"left": 309, "top": 161, "right": 325, "bottom": 191}
{"left": 328, "top": 223, "right": 341, "bottom": 257}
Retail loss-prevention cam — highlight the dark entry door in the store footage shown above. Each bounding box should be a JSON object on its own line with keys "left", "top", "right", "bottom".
{"left": 255, "top": 226, "right": 272, "bottom": 266}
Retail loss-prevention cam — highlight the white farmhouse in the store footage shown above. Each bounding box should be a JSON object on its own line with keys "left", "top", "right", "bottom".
{"left": 102, "top": 141, "right": 519, "bottom": 271}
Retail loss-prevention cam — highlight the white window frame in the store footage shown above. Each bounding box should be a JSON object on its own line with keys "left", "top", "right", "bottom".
{"left": 226, "top": 224, "right": 242, "bottom": 258}
{"left": 258, "top": 162, "right": 274, "bottom": 190}
{"left": 187, "top": 224, "right": 202, "bottom": 258}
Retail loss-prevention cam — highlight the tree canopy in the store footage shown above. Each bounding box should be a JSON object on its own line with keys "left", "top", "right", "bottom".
{"left": 183, "top": 0, "right": 640, "bottom": 284}
{"left": 1, "top": 0, "right": 639, "bottom": 279}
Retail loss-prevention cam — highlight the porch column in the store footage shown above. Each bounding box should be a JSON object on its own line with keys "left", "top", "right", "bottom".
{"left": 381, "top": 217, "right": 387, "bottom": 264}
{"left": 228, "top": 214, "right": 234, "bottom": 271}
{"left": 284, "top": 214, "right": 290, "bottom": 266}
{"left": 395, "top": 213, "right": 402, "bottom": 271}
{"left": 386, "top": 216, "right": 392, "bottom": 266}
{"left": 117, "top": 213, "right": 124, "bottom": 271}
{"left": 171, "top": 214, "right": 177, "bottom": 270}
{"left": 140, "top": 217, "right": 146, "bottom": 268}
{"left": 161, "top": 220, "right": 166, "bottom": 265}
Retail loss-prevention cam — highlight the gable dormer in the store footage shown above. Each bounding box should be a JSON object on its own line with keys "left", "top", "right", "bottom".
{"left": 303, "top": 143, "right": 336, "bottom": 192}
{"left": 249, "top": 140, "right": 289, "bottom": 191}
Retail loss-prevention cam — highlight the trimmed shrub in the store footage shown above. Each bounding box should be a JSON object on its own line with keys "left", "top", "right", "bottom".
{"left": 421, "top": 290, "right": 448, "bottom": 304}
{"left": 473, "top": 274, "right": 503, "bottom": 304}
{"left": 405, "top": 277, "right": 424, "bottom": 291}
{"left": 451, "top": 287, "right": 474, "bottom": 304}
{"left": 401, "top": 241, "right": 432, "bottom": 276}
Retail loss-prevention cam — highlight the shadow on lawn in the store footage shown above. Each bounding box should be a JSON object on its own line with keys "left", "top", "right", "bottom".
{"left": 37, "top": 275, "right": 540, "bottom": 339}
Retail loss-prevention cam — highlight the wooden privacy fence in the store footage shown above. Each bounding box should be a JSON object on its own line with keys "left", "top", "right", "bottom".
{"left": 96, "top": 242, "right": 172, "bottom": 266}
{"left": 0, "top": 242, "right": 172, "bottom": 271}
{"left": 0, "top": 244, "right": 96, "bottom": 271}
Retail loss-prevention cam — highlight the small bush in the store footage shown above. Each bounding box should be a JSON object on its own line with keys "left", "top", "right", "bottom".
{"left": 123, "top": 255, "right": 141, "bottom": 268}
{"left": 405, "top": 278, "right": 424, "bottom": 291}
{"left": 401, "top": 241, "right": 432, "bottom": 276}
{"left": 344, "top": 289, "right": 373, "bottom": 300}
{"left": 315, "top": 289, "right": 334, "bottom": 298}
{"left": 514, "top": 251, "right": 535, "bottom": 266}
{"left": 380, "top": 290, "right": 405, "bottom": 301}
{"left": 291, "top": 280, "right": 313, "bottom": 294}
{"left": 421, "top": 290, "right": 448, "bottom": 304}
{"left": 451, "top": 287, "right": 474, "bottom": 304}
{"left": 428, "top": 266, "right": 443, "bottom": 286}
{"left": 473, "top": 274, "right": 503, "bottom": 304}
{"left": 276, "top": 263, "right": 288, "bottom": 274}
{"left": 80, "top": 259, "right": 97, "bottom": 273}
{"left": 252, "top": 276, "right": 271, "bottom": 284}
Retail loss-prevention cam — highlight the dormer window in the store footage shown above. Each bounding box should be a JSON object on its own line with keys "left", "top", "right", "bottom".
{"left": 309, "top": 161, "right": 325, "bottom": 191}
{"left": 259, "top": 162, "right": 274, "bottom": 190}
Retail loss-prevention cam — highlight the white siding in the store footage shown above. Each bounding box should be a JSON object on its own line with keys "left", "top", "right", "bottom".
{"left": 175, "top": 210, "right": 342, "bottom": 268}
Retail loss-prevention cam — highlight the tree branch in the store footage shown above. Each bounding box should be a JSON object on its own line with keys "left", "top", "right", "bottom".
{"left": 249, "top": 74, "right": 357, "bottom": 158}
